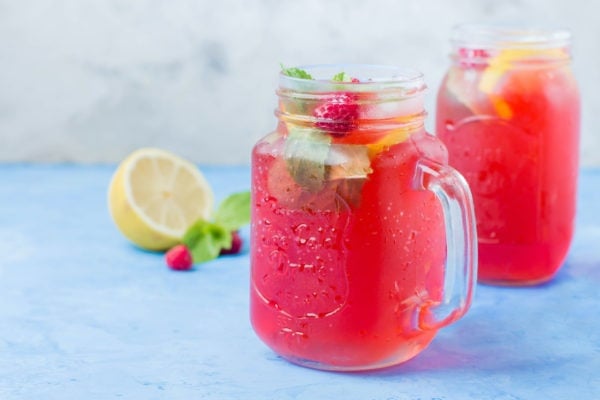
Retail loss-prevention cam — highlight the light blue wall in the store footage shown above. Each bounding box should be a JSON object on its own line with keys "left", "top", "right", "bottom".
{"left": 1, "top": 0, "right": 597, "bottom": 165}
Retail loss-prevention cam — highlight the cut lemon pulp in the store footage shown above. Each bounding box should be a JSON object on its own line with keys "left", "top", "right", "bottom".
{"left": 478, "top": 47, "right": 569, "bottom": 119}
{"left": 108, "top": 148, "right": 214, "bottom": 251}
{"left": 479, "top": 48, "right": 569, "bottom": 94}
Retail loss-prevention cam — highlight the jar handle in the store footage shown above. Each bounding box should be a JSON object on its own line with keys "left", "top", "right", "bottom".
{"left": 414, "top": 159, "right": 477, "bottom": 330}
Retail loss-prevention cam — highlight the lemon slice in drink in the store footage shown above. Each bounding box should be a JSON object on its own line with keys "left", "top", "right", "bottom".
{"left": 108, "top": 148, "right": 214, "bottom": 251}
{"left": 478, "top": 48, "right": 569, "bottom": 119}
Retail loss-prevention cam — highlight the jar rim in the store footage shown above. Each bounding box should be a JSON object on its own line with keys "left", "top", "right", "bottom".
{"left": 451, "top": 23, "right": 571, "bottom": 49}
{"left": 279, "top": 64, "right": 426, "bottom": 94}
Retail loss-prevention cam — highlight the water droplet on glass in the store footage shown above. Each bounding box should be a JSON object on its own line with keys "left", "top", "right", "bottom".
{"left": 293, "top": 223, "right": 308, "bottom": 234}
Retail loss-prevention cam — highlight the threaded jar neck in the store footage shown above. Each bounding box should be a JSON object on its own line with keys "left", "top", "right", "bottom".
{"left": 276, "top": 64, "right": 427, "bottom": 133}
{"left": 450, "top": 24, "right": 572, "bottom": 67}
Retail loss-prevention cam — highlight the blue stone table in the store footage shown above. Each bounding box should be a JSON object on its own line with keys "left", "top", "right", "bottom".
{"left": 1, "top": 165, "right": 599, "bottom": 399}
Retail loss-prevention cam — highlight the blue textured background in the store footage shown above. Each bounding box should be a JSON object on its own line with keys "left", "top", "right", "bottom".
{"left": 1, "top": 165, "right": 599, "bottom": 399}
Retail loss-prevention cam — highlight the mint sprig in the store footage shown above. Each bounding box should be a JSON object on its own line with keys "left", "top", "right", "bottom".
{"left": 182, "top": 191, "right": 251, "bottom": 264}
{"left": 280, "top": 64, "right": 313, "bottom": 80}
{"left": 183, "top": 220, "right": 231, "bottom": 263}
{"left": 332, "top": 71, "right": 352, "bottom": 82}
{"left": 280, "top": 66, "right": 353, "bottom": 82}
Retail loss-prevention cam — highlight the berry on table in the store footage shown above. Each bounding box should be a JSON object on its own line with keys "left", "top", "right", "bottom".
{"left": 166, "top": 244, "right": 194, "bottom": 270}
{"left": 220, "top": 231, "right": 243, "bottom": 255}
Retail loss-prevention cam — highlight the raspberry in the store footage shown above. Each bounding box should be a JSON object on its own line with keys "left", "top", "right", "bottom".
{"left": 458, "top": 48, "right": 490, "bottom": 68}
{"left": 166, "top": 244, "right": 193, "bottom": 270}
{"left": 220, "top": 231, "right": 243, "bottom": 255}
{"left": 313, "top": 93, "right": 359, "bottom": 136}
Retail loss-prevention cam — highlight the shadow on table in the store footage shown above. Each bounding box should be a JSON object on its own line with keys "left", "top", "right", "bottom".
{"left": 561, "top": 257, "right": 600, "bottom": 283}
{"left": 360, "top": 316, "right": 566, "bottom": 378}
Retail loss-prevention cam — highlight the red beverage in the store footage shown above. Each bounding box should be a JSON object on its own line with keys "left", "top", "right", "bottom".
{"left": 250, "top": 65, "right": 476, "bottom": 371}
{"left": 436, "top": 25, "right": 580, "bottom": 285}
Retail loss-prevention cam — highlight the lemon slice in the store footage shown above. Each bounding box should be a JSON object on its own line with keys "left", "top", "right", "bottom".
{"left": 478, "top": 47, "right": 568, "bottom": 119}
{"left": 479, "top": 48, "right": 567, "bottom": 93}
{"left": 108, "top": 148, "right": 214, "bottom": 251}
{"left": 366, "top": 127, "right": 412, "bottom": 158}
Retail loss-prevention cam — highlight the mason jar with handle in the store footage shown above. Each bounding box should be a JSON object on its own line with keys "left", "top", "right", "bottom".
{"left": 250, "top": 64, "right": 477, "bottom": 371}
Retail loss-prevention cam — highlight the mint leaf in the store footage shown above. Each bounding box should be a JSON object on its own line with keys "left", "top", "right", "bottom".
{"left": 183, "top": 220, "right": 232, "bottom": 263}
{"left": 179, "top": 191, "right": 252, "bottom": 264}
{"left": 284, "top": 126, "right": 332, "bottom": 192}
{"left": 280, "top": 64, "right": 313, "bottom": 80}
{"left": 332, "top": 71, "right": 352, "bottom": 82}
{"left": 214, "top": 191, "right": 251, "bottom": 231}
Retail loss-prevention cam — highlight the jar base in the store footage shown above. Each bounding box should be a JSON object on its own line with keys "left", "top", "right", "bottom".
{"left": 277, "top": 333, "right": 436, "bottom": 372}
{"left": 476, "top": 241, "right": 570, "bottom": 286}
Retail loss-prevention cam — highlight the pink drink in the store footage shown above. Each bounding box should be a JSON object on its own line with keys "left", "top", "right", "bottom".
{"left": 250, "top": 65, "right": 476, "bottom": 371}
{"left": 436, "top": 25, "right": 580, "bottom": 285}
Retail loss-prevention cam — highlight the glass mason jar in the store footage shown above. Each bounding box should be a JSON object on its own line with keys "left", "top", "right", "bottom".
{"left": 250, "top": 64, "right": 477, "bottom": 371}
{"left": 436, "top": 25, "right": 581, "bottom": 285}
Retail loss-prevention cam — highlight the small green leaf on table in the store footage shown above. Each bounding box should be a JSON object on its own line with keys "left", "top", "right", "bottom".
{"left": 183, "top": 220, "right": 232, "bottom": 263}
{"left": 214, "top": 191, "right": 251, "bottom": 232}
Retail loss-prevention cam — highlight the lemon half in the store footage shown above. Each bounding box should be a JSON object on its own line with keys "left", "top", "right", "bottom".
{"left": 108, "top": 148, "right": 214, "bottom": 251}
